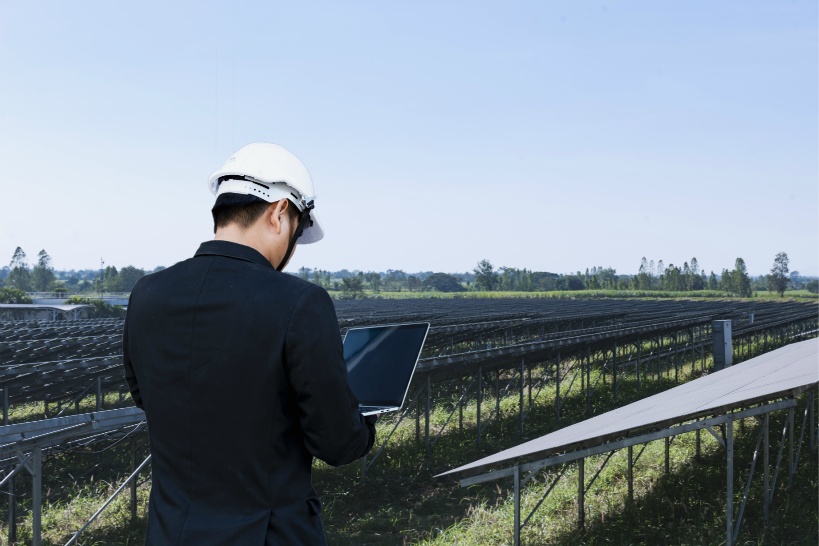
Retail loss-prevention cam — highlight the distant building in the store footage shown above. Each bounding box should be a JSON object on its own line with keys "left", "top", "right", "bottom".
{"left": 0, "top": 304, "right": 93, "bottom": 322}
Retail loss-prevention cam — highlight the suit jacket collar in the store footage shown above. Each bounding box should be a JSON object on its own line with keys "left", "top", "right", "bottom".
{"left": 194, "top": 240, "right": 274, "bottom": 269}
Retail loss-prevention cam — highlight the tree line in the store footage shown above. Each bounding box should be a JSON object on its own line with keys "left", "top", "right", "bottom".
{"left": 469, "top": 253, "right": 812, "bottom": 297}
{"left": 1, "top": 246, "right": 814, "bottom": 301}
{"left": 0, "top": 247, "right": 161, "bottom": 295}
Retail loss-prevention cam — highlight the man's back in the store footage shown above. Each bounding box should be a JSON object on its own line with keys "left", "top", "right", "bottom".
{"left": 124, "top": 240, "right": 374, "bottom": 544}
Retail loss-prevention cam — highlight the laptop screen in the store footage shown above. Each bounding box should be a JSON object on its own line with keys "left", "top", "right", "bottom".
{"left": 344, "top": 323, "right": 429, "bottom": 408}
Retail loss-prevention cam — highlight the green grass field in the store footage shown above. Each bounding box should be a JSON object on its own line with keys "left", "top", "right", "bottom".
{"left": 3, "top": 349, "right": 816, "bottom": 545}
{"left": 329, "top": 289, "right": 818, "bottom": 301}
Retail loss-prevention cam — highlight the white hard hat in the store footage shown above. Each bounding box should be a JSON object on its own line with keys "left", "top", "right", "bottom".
{"left": 208, "top": 143, "right": 324, "bottom": 244}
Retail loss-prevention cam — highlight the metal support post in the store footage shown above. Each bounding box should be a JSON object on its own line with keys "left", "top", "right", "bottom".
{"left": 788, "top": 407, "right": 794, "bottom": 485}
{"left": 7, "top": 471, "right": 16, "bottom": 545}
{"left": 664, "top": 437, "right": 670, "bottom": 474}
{"left": 577, "top": 458, "right": 585, "bottom": 529}
{"left": 580, "top": 352, "right": 585, "bottom": 392}
{"left": 131, "top": 437, "right": 138, "bottom": 519}
{"left": 425, "top": 376, "right": 431, "bottom": 454}
{"left": 636, "top": 341, "right": 641, "bottom": 388}
{"left": 689, "top": 328, "right": 694, "bottom": 375}
{"left": 586, "top": 347, "right": 591, "bottom": 415}
{"left": 96, "top": 377, "right": 103, "bottom": 411}
{"left": 627, "top": 444, "right": 633, "bottom": 502}
{"left": 476, "top": 368, "right": 482, "bottom": 446}
{"left": 656, "top": 336, "right": 662, "bottom": 380}
{"left": 696, "top": 428, "right": 701, "bottom": 460}
{"left": 519, "top": 359, "right": 525, "bottom": 436}
{"left": 495, "top": 370, "right": 500, "bottom": 416}
{"left": 415, "top": 392, "right": 420, "bottom": 444}
{"left": 458, "top": 379, "right": 464, "bottom": 431}
{"left": 33, "top": 447, "right": 42, "bottom": 546}
{"left": 527, "top": 365, "right": 532, "bottom": 408}
{"left": 763, "top": 413, "right": 770, "bottom": 524}
{"left": 701, "top": 331, "right": 705, "bottom": 372}
{"left": 726, "top": 419, "right": 734, "bottom": 546}
{"left": 555, "top": 353, "right": 561, "bottom": 426}
{"left": 674, "top": 332, "right": 679, "bottom": 383}
{"left": 513, "top": 465, "right": 521, "bottom": 546}
{"left": 811, "top": 390, "right": 816, "bottom": 453}
{"left": 613, "top": 341, "right": 618, "bottom": 402}
{"left": 3, "top": 388, "right": 8, "bottom": 426}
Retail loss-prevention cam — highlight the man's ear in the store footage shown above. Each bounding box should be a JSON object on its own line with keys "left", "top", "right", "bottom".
{"left": 267, "top": 199, "right": 289, "bottom": 235}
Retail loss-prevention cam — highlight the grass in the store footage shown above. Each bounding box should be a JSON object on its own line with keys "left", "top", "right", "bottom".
{"left": 753, "top": 289, "right": 819, "bottom": 300}
{"left": 4, "top": 391, "right": 132, "bottom": 426}
{"left": 328, "top": 289, "right": 819, "bottom": 301}
{"left": 0, "top": 343, "right": 816, "bottom": 544}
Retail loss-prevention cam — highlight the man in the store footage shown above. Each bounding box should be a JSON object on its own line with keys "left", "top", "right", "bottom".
{"left": 123, "top": 143, "right": 376, "bottom": 545}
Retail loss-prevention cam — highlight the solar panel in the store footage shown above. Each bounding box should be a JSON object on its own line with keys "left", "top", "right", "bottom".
{"left": 439, "top": 337, "right": 818, "bottom": 478}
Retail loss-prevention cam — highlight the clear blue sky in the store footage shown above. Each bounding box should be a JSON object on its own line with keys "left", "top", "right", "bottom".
{"left": 1, "top": 1, "right": 816, "bottom": 277}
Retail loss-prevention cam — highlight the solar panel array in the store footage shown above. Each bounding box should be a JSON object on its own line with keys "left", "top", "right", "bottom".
{"left": 0, "top": 299, "right": 814, "bottom": 424}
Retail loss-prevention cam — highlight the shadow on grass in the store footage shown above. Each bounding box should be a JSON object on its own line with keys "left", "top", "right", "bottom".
{"left": 533, "top": 411, "right": 818, "bottom": 546}
{"left": 315, "top": 363, "right": 815, "bottom": 546}
{"left": 314, "top": 368, "right": 698, "bottom": 545}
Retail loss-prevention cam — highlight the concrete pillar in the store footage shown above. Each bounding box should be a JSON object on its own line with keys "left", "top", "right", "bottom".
{"left": 712, "top": 320, "right": 733, "bottom": 370}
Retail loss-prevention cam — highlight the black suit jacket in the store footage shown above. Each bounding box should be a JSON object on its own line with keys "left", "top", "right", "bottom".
{"left": 123, "top": 240, "right": 375, "bottom": 545}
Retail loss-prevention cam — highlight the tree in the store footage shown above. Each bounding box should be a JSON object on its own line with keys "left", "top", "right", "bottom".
{"left": 102, "top": 265, "right": 119, "bottom": 292}
{"left": 519, "top": 269, "right": 534, "bottom": 292}
{"left": 422, "top": 273, "right": 466, "bottom": 293}
{"left": 766, "top": 252, "right": 790, "bottom": 297}
{"left": 406, "top": 275, "right": 422, "bottom": 292}
{"left": 806, "top": 280, "right": 819, "bottom": 294}
{"left": 661, "top": 264, "right": 684, "bottom": 291}
{"left": 31, "top": 249, "right": 56, "bottom": 291}
{"left": 554, "top": 274, "right": 586, "bottom": 291}
{"left": 473, "top": 260, "right": 499, "bottom": 291}
{"left": 364, "top": 272, "right": 382, "bottom": 293}
{"left": 383, "top": 270, "right": 407, "bottom": 291}
{"left": 311, "top": 269, "right": 331, "bottom": 289}
{"left": 339, "top": 277, "right": 365, "bottom": 299}
{"left": 719, "top": 268, "right": 733, "bottom": 293}
{"left": 64, "top": 296, "right": 125, "bottom": 318}
{"left": 7, "top": 247, "right": 31, "bottom": 291}
{"left": 118, "top": 266, "right": 146, "bottom": 292}
{"left": 636, "top": 258, "right": 651, "bottom": 290}
{"left": 697, "top": 271, "right": 707, "bottom": 291}
{"left": 708, "top": 271, "right": 718, "bottom": 290}
{"left": 500, "top": 268, "right": 516, "bottom": 291}
{"left": 732, "top": 258, "right": 753, "bottom": 297}
{"left": 0, "top": 287, "right": 32, "bottom": 304}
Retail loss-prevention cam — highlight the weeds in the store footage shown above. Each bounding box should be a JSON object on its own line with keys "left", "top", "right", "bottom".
{"left": 0, "top": 343, "right": 815, "bottom": 545}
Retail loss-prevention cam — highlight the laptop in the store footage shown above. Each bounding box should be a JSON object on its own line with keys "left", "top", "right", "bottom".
{"left": 343, "top": 322, "right": 430, "bottom": 416}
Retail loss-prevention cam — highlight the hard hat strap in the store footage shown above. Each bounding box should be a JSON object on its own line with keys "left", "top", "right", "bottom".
{"left": 276, "top": 199, "right": 315, "bottom": 271}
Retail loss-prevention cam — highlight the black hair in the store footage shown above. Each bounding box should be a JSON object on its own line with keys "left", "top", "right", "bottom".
{"left": 211, "top": 193, "right": 298, "bottom": 233}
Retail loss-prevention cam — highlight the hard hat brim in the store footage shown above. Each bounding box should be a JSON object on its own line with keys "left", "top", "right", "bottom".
{"left": 299, "top": 214, "right": 323, "bottom": 245}
{"left": 214, "top": 178, "right": 323, "bottom": 244}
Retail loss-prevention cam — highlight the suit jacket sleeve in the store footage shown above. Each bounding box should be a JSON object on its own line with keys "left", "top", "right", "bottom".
{"left": 122, "top": 304, "right": 143, "bottom": 410}
{"left": 285, "top": 284, "right": 375, "bottom": 466}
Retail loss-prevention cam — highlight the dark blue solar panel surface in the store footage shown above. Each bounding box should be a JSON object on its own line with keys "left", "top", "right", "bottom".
{"left": 441, "top": 338, "right": 818, "bottom": 477}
